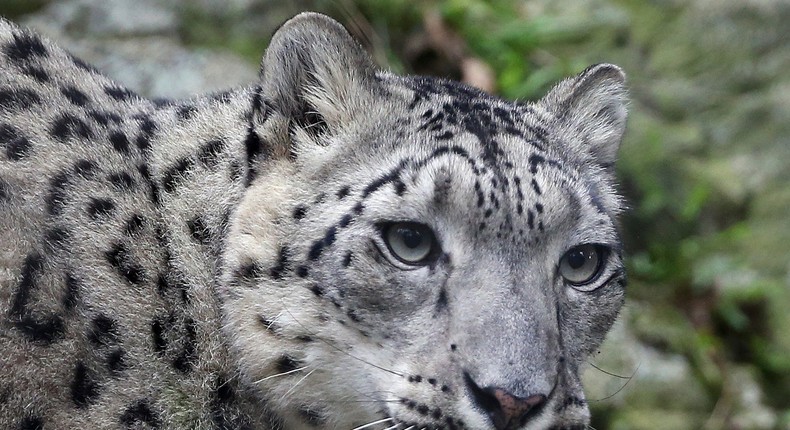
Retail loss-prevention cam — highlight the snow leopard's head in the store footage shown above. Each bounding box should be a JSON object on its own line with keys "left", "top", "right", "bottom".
{"left": 221, "top": 12, "right": 627, "bottom": 430}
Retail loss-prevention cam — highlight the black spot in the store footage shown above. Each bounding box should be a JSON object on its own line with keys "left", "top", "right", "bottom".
{"left": 342, "top": 251, "right": 353, "bottom": 267}
{"left": 450, "top": 344, "right": 457, "bottom": 351}
{"left": 234, "top": 261, "right": 262, "bottom": 287}
{"left": 105, "top": 243, "right": 146, "bottom": 285}
{"left": 346, "top": 309, "right": 361, "bottom": 323}
{"left": 310, "top": 284, "right": 324, "bottom": 297}
{"left": 10, "top": 252, "right": 66, "bottom": 344}
{"left": 336, "top": 186, "right": 350, "bottom": 199}
{"left": 186, "top": 215, "right": 210, "bottom": 244}
{"left": 87, "top": 197, "right": 116, "bottom": 218}
{"left": 436, "top": 287, "right": 448, "bottom": 312}
{"left": 71, "top": 361, "right": 100, "bottom": 408}
{"left": 1, "top": 123, "right": 32, "bottom": 160}
{"left": 137, "top": 164, "right": 160, "bottom": 205}
{"left": 104, "top": 85, "right": 136, "bottom": 102}
{"left": 5, "top": 32, "right": 47, "bottom": 62}
{"left": 21, "top": 65, "right": 49, "bottom": 83}
{"left": 45, "top": 226, "right": 69, "bottom": 248}
{"left": 275, "top": 355, "right": 302, "bottom": 373}
{"left": 89, "top": 314, "right": 119, "bottom": 346}
{"left": 109, "top": 131, "right": 131, "bottom": 155}
{"left": 134, "top": 116, "right": 156, "bottom": 152}
{"left": 120, "top": 399, "right": 161, "bottom": 428}
{"left": 531, "top": 178, "right": 542, "bottom": 195}
{"left": 258, "top": 314, "right": 280, "bottom": 334}
{"left": 244, "top": 126, "right": 264, "bottom": 186}
{"left": 172, "top": 317, "right": 197, "bottom": 373}
{"left": 50, "top": 113, "right": 93, "bottom": 142}
{"left": 177, "top": 105, "right": 197, "bottom": 121}
{"left": 108, "top": 171, "right": 136, "bottom": 190}
{"left": 63, "top": 274, "right": 81, "bottom": 310}
{"left": 162, "top": 157, "right": 193, "bottom": 193}
{"left": 292, "top": 205, "right": 307, "bottom": 220}
{"left": 151, "top": 318, "right": 167, "bottom": 354}
{"left": 198, "top": 138, "right": 225, "bottom": 167}
{"left": 60, "top": 85, "right": 90, "bottom": 107}
{"left": 107, "top": 348, "right": 128, "bottom": 374}
{"left": 307, "top": 226, "right": 337, "bottom": 261}
{"left": 0, "top": 88, "right": 41, "bottom": 111}
{"left": 296, "top": 265, "right": 309, "bottom": 278}
{"left": 528, "top": 154, "right": 545, "bottom": 174}
{"left": 0, "top": 178, "right": 9, "bottom": 202}
{"left": 74, "top": 159, "right": 98, "bottom": 177}
{"left": 269, "top": 246, "right": 290, "bottom": 280}
{"left": 124, "top": 214, "right": 145, "bottom": 236}
{"left": 88, "top": 110, "right": 123, "bottom": 126}
{"left": 17, "top": 416, "right": 44, "bottom": 430}
{"left": 394, "top": 180, "right": 406, "bottom": 196}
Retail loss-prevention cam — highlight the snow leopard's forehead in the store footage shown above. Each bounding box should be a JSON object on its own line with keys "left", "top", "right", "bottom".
{"left": 314, "top": 74, "right": 622, "bottom": 251}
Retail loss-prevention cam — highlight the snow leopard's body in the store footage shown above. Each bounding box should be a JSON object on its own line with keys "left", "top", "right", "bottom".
{"left": 0, "top": 12, "right": 628, "bottom": 430}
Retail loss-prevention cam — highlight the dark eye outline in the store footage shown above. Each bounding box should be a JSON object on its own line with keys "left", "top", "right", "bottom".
{"left": 558, "top": 244, "right": 609, "bottom": 287}
{"left": 378, "top": 222, "right": 441, "bottom": 267}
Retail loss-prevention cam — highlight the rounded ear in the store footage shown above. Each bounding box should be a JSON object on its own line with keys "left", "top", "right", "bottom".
{"left": 540, "top": 64, "right": 628, "bottom": 168}
{"left": 259, "top": 12, "right": 379, "bottom": 135}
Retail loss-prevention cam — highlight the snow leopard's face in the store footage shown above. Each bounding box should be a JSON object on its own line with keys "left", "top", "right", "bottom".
{"left": 221, "top": 13, "right": 627, "bottom": 430}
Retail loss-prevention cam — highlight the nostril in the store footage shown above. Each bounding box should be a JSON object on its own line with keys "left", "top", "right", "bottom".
{"left": 464, "top": 372, "right": 547, "bottom": 430}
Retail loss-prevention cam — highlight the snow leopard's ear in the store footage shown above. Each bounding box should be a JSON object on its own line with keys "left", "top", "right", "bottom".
{"left": 256, "top": 12, "right": 378, "bottom": 154}
{"left": 540, "top": 64, "right": 628, "bottom": 168}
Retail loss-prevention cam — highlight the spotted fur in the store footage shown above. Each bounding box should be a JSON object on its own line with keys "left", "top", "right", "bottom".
{"left": 0, "top": 12, "right": 627, "bottom": 430}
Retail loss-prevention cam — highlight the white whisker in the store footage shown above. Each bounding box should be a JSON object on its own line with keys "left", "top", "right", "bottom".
{"left": 283, "top": 367, "right": 316, "bottom": 397}
{"left": 253, "top": 366, "right": 308, "bottom": 383}
{"left": 351, "top": 417, "right": 395, "bottom": 430}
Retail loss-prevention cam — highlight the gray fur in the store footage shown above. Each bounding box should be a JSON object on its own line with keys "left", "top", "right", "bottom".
{"left": 0, "top": 12, "right": 627, "bottom": 430}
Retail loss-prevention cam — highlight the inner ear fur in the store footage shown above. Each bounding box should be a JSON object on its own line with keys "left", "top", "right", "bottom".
{"left": 258, "top": 12, "right": 378, "bottom": 140}
{"left": 540, "top": 64, "right": 628, "bottom": 168}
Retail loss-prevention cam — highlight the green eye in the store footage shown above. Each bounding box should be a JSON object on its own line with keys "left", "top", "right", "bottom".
{"left": 383, "top": 222, "right": 437, "bottom": 265}
{"left": 559, "top": 244, "right": 607, "bottom": 285}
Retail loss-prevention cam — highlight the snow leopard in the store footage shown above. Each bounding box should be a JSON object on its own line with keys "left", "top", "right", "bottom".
{"left": 0, "top": 11, "right": 628, "bottom": 430}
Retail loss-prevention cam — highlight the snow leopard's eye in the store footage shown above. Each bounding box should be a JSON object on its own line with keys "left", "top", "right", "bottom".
{"left": 383, "top": 222, "right": 437, "bottom": 265}
{"left": 559, "top": 244, "right": 607, "bottom": 286}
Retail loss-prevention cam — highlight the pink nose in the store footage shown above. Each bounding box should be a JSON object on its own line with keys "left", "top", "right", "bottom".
{"left": 465, "top": 373, "right": 548, "bottom": 430}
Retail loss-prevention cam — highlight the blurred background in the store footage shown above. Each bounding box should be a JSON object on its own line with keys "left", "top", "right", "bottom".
{"left": 2, "top": 0, "right": 788, "bottom": 428}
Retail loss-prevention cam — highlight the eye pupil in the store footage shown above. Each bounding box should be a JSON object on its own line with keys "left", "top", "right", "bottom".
{"left": 398, "top": 228, "right": 423, "bottom": 249}
{"left": 567, "top": 250, "right": 588, "bottom": 269}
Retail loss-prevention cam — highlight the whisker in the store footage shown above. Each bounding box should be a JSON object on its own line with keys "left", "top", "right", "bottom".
{"left": 283, "top": 367, "right": 316, "bottom": 397}
{"left": 253, "top": 366, "right": 308, "bottom": 384}
{"left": 589, "top": 362, "right": 641, "bottom": 402}
{"left": 382, "top": 424, "right": 401, "bottom": 430}
{"left": 351, "top": 417, "right": 395, "bottom": 430}
{"left": 281, "top": 304, "right": 404, "bottom": 377}
{"left": 586, "top": 361, "right": 631, "bottom": 379}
